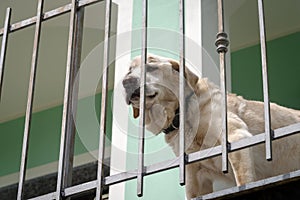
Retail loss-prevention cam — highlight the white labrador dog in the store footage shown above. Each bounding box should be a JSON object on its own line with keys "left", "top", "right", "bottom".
{"left": 122, "top": 54, "right": 300, "bottom": 199}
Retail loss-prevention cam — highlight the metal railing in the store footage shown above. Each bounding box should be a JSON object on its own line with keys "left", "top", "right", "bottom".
{"left": 0, "top": 0, "right": 299, "bottom": 200}
{"left": 18, "top": 0, "right": 44, "bottom": 199}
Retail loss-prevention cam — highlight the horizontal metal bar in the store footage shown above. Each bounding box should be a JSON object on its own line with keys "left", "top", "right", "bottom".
{"left": 27, "top": 192, "right": 56, "bottom": 200}
{"left": 108, "top": 122, "right": 299, "bottom": 186}
{"left": 34, "top": 163, "right": 300, "bottom": 199}
{"left": 193, "top": 169, "right": 300, "bottom": 200}
{"left": 273, "top": 122, "right": 300, "bottom": 139}
{"left": 0, "top": 0, "right": 103, "bottom": 36}
{"left": 27, "top": 123, "right": 300, "bottom": 198}
{"left": 230, "top": 132, "right": 265, "bottom": 152}
{"left": 64, "top": 180, "right": 97, "bottom": 197}
{"left": 105, "top": 170, "right": 137, "bottom": 186}
{"left": 106, "top": 122, "right": 300, "bottom": 186}
{"left": 231, "top": 122, "right": 300, "bottom": 152}
{"left": 105, "top": 158, "right": 179, "bottom": 186}
{"left": 146, "top": 157, "right": 179, "bottom": 175}
{"left": 188, "top": 146, "right": 222, "bottom": 164}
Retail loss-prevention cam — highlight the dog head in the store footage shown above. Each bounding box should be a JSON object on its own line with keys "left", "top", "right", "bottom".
{"left": 122, "top": 54, "right": 199, "bottom": 135}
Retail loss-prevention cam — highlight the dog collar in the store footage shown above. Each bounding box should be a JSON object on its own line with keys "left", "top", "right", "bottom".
{"left": 162, "top": 108, "right": 180, "bottom": 134}
{"left": 162, "top": 91, "right": 194, "bottom": 134}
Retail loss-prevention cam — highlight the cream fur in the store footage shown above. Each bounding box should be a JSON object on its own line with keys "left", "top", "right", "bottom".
{"left": 123, "top": 54, "right": 300, "bottom": 199}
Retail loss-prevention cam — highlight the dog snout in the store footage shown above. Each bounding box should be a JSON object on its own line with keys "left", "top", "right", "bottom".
{"left": 123, "top": 76, "right": 141, "bottom": 104}
{"left": 122, "top": 76, "right": 140, "bottom": 91}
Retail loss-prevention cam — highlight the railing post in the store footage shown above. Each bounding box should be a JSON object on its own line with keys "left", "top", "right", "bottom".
{"left": 56, "top": 0, "right": 84, "bottom": 198}
{"left": 257, "top": 0, "right": 273, "bottom": 161}
{"left": 0, "top": 7, "right": 11, "bottom": 101}
{"left": 179, "top": 0, "right": 186, "bottom": 186}
{"left": 215, "top": 0, "right": 229, "bottom": 173}
{"left": 17, "top": 1, "right": 44, "bottom": 199}
{"left": 137, "top": 0, "right": 148, "bottom": 197}
{"left": 95, "top": 0, "right": 112, "bottom": 199}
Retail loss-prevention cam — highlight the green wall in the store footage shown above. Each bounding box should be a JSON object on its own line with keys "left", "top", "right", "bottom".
{"left": 231, "top": 32, "right": 300, "bottom": 110}
{"left": 0, "top": 91, "right": 113, "bottom": 177}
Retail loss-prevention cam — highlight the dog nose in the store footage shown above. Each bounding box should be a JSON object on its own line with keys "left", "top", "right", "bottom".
{"left": 123, "top": 76, "right": 140, "bottom": 104}
{"left": 122, "top": 76, "right": 140, "bottom": 90}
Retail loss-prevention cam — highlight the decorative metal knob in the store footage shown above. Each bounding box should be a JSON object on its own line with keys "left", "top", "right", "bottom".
{"left": 215, "top": 32, "right": 229, "bottom": 53}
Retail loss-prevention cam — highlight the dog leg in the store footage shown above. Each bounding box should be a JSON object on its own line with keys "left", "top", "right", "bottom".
{"left": 228, "top": 145, "right": 256, "bottom": 185}
{"left": 185, "top": 164, "right": 213, "bottom": 199}
{"left": 227, "top": 113, "right": 257, "bottom": 185}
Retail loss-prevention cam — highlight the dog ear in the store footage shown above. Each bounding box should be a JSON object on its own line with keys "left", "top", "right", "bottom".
{"left": 185, "top": 67, "right": 199, "bottom": 92}
{"left": 169, "top": 60, "right": 180, "bottom": 72}
{"left": 169, "top": 59, "right": 199, "bottom": 92}
{"left": 132, "top": 106, "right": 140, "bottom": 118}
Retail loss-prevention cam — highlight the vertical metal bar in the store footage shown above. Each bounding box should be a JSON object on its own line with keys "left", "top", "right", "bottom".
{"left": 137, "top": 0, "right": 148, "bottom": 197}
{"left": 215, "top": 0, "right": 229, "bottom": 173}
{"left": 95, "top": 0, "right": 112, "bottom": 199}
{"left": 56, "top": 1, "right": 76, "bottom": 197}
{"left": 63, "top": 5, "right": 84, "bottom": 191}
{"left": 17, "top": 0, "right": 44, "bottom": 199}
{"left": 179, "top": 0, "right": 186, "bottom": 186}
{"left": 64, "top": 5, "right": 84, "bottom": 193}
{"left": 257, "top": 0, "right": 272, "bottom": 161}
{"left": 56, "top": 0, "right": 84, "bottom": 199}
{"left": 0, "top": 7, "right": 11, "bottom": 101}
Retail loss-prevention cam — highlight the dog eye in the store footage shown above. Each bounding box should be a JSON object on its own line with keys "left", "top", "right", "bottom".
{"left": 146, "top": 65, "right": 158, "bottom": 72}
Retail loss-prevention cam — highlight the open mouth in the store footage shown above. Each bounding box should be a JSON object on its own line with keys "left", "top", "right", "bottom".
{"left": 147, "top": 92, "right": 157, "bottom": 99}
{"left": 130, "top": 89, "right": 140, "bottom": 100}
{"left": 128, "top": 88, "right": 158, "bottom": 103}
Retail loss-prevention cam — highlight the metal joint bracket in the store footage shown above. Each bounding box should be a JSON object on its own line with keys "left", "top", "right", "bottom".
{"left": 183, "top": 153, "right": 189, "bottom": 163}
{"left": 215, "top": 32, "right": 229, "bottom": 53}
{"left": 61, "top": 190, "right": 65, "bottom": 197}
{"left": 101, "top": 178, "right": 105, "bottom": 185}
{"left": 227, "top": 142, "right": 231, "bottom": 151}
{"left": 142, "top": 166, "right": 147, "bottom": 175}
{"left": 270, "top": 129, "right": 275, "bottom": 139}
